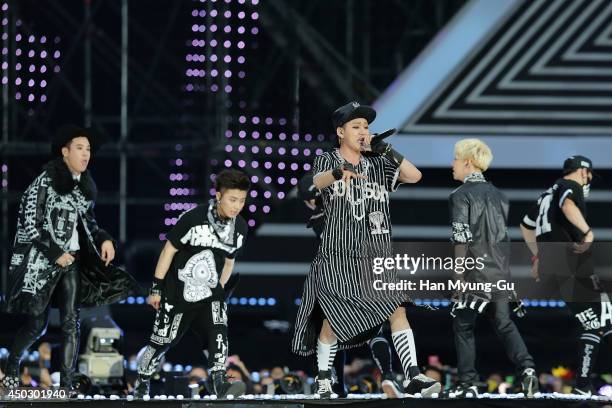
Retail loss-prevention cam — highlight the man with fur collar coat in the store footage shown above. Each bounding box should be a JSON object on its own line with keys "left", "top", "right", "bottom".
{"left": 2, "top": 124, "right": 138, "bottom": 391}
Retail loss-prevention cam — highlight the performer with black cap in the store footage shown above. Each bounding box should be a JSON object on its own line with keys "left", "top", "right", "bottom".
{"left": 1, "top": 125, "right": 138, "bottom": 391}
{"left": 521, "top": 155, "right": 611, "bottom": 396}
{"left": 292, "top": 101, "right": 441, "bottom": 398}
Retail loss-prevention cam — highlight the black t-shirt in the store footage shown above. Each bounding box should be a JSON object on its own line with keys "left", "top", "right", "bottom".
{"left": 521, "top": 178, "right": 586, "bottom": 242}
{"left": 164, "top": 204, "right": 247, "bottom": 307}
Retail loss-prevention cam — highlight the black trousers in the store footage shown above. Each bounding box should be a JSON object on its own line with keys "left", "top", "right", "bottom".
{"left": 7, "top": 263, "right": 81, "bottom": 387}
{"left": 453, "top": 301, "right": 535, "bottom": 384}
{"left": 137, "top": 297, "right": 229, "bottom": 378}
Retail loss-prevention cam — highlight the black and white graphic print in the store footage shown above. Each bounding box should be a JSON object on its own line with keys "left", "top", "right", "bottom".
{"left": 178, "top": 249, "right": 218, "bottom": 302}
{"left": 211, "top": 301, "right": 228, "bottom": 326}
{"left": 150, "top": 302, "right": 184, "bottom": 345}
{"left": 211, "top": 332, "right": 228, "bottom": 372}
{"left": 22, "top": 249, "right": 50, "bottom": 295}
{"left": 137, "top": 345, "right": 165, "bottom": 377}
{"left": 368, "top": 211, "right": 389, "bottom": 235}
{"left": 180, "top": 224, "right": 243, "bottom": 256}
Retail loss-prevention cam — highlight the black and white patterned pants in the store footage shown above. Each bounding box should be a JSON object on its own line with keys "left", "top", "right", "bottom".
{"left": 137, "top": 297, "right": 229, "bottom": 377}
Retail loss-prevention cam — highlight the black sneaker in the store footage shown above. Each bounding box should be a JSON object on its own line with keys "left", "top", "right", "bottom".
{"left": 211, "top": 371, "right": 246, "bottom": 398}
{"left": 403, "top": 373, "right": 442, "bottom": 397}
{"left": 521, "top": 368, "right": 539, "bottom": 397}
{"left": 572, "top": 384, "right": 594, "bottom": 397}
{"left": 445, "top": 383, "right": 478, "bottom": 398}
{"left": 381, "top": 373, "right": 402, "bottom": 399}
{"left": 315, "top": 370, "right": 334, "bottom": 398}
{"left": 132, "top": 377, "right": 150, "bottom": 398}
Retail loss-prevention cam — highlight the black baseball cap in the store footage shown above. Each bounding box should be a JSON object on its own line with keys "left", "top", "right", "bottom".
{"left": 563, "top": 155, "right": 594, "bottom": 174}
{"left": 332, "top": 101, "right": 376, "bottom": 129}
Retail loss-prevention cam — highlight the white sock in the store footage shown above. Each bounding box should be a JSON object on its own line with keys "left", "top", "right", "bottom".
{"left": 392, "top": 329, "right": 419, "bottom": 379}
{"left": 317, "top": 338, "right": 338, "bottom": 373}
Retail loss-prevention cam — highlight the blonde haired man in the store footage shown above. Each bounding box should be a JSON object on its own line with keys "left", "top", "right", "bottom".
{"left": 449, "top": 138, "right": 538, "bottom": 397}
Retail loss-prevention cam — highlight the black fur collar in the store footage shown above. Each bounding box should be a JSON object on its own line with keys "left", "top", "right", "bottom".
{"left": 43, "top": 159, "right": 97, "bottom": 200}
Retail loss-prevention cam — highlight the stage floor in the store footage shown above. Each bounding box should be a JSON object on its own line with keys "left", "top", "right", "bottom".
{"left": 1, "top": 394, "right": 611, "bottom": 407}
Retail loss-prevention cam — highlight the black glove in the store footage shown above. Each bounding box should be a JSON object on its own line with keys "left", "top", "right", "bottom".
{"left": 224, "top": 273, "right": 241, "bottom": 301}
{"left": 370, "top": 141, "right": 404, "bottom": 166}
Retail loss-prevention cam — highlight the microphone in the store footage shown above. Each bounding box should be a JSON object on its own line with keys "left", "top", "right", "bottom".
{"left": 371, "top": 128, "right": 397, "bottom": 145}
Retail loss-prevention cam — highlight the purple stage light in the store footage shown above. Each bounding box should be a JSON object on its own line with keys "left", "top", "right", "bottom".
{"left": 54, "top": 66, "right": 61, "bottom": 73}
{"left": 238, "top": 130, "right": 246, "bottom": 138}
{"left": 290, "top": 163, "right": 298, "bottom": 171}
{"left": 210, "top": 84, "right": 218, "bottom": 92}
{"left": 265, "top": 132, "right": 272, "bottom": 140}
{"left": 248, "top": 204, "right": 256, "bottom": 212}
{"left": 237, "top": 26, "right": 245, "bottom": 35}
{"left": 279, "top": 118, "right": 287, "bottom": 125}
{"left": 263, "top": 191, "right": 271, "bottom": 199}
{"left": 278, "top": 162, "right": 285, "bottom": 170}
{"left": 176, "top": 159, "right": 183, "bottom": 166}
{"left": 209, "top": 188, "right": 216, "bottom": 196}
{"left": 252, "top": 116, "right": 260, "bottom": 124}
{"left": 40, "top": 95, "right": 46, "bottom": 102}
{"left": 224, "top": 26, "right": 231, "bottom": 33}
{"left": 191, "top": 9, "right": 198, "bottom": 17}
{"left": 238, "top": 11, "right": 245, "bottom": 19}
{"left": 199, "top": 10, "right": 206, "bottom": 17}
{"left": 191, "top": 24, "right": 199, "bottom": 32}
{"left": 264, "top": 147, "right": 272, "bottom": 155}
{"left": 224, "top": 159, "right": 232, "bottom": 167}
{"left": 238, "top": 71, "right": 245, "bottom": 78}
{"left": 290, "top": 178, "right": 298, "bottom": 185}
{"left": 291, "top": 148, "right": 298, "bottom": 156}
{"left": 279, "top": 133, "right": 286, "bottom": 141}
{"left": 224, "top": 10, "right": 231, "bottom": 18}
{"left": 15, "top": 33, "right": 21, "bottom": 41}
{"left": 277, "top": 192, "right": 285, "bottom": 199}
{"left": 225, "top": 130, "right": 233, "bottom": 138}
{"left": 224, "top": 55, "right": 231, "bottom": 63}
{"left": 224, "top": 69, "right": 231, "bottom": 77}
{"left": 278, "top": 147, "right": 286, "bottom": 155}
{"left": 251, "top": 27, "right": 259, "bottom": 35}
{"left": 251, "top": 146, "right": 259, "bottom": 153}
{"left": 238, "top": 145, "right": 246, "bottom": 153}
{"left": 277, "top": 177, "right": 285, "bottom": 184}
{"left": 317, "top": 134, "right": 325, "bottom": 141}
{"left": 304, "top": 163, "right": 311, "bottom": 171}
{"left": 250, "top": 190, "right": 258, "bottom": 198}
{"left": 14, "top": 92, "right": 20, "bottom": 100}
{"left": 251, "top": 175, "right": 259, "bottom": 183}
{"left": 263, "top": 176, "right": 271, "bottom": 184}
{"left": 40, "top": 50, "right": 47, "bottom": 58}
{"left": 14, "top": 77, "right": 21, "bottom": 85}
{"left": 237, "top": 41, "right": 245, "bottom": 49}
{"left": 292, "top": 133, "right": 299, "bottom": 141}
{"left": 1, "top": 77, "right": 6, "bottom": 85}
{"left": 262, "top": 205, "right": 270, "bottom": 213}
{"left": 28, "top": 35, "right": 35, "bottom": 43}
{"left": 224, "top": 145, "right": 233, "bottom": 152}
{"left": 265, "top": 117, "right": 273, "bottom": 125}
{"left": 303, "top": 148, "right": 311, "bottom": 156}
{"left": 239, "top": 115, "right": 246, "bottom": 123}
{"left": 264, "top": 161, "right": 272, "bottom": 169}
{"left": 251, "top": 161, "right": 259, "bottom": 168}
{"left": 315, "top": 148, "right": 323, "bottom": 155}
{"left": 210, "top": 24, "right": 218, "bottom": 32}
{"left": 14, "top": 48, "right": 20, "bottom": 56}
{"left": 238, "top": 160, "right": 246, "bottom": 168}
{"left": 40, "top": 65, "right": 47, "bottom": 73}
{"left": 248, "top": 220, "right": 256, "bottom": 227}
{"left": 210, "top": 9, "right": 218, "bottom": 17}
{"left": 251, "top": 12, "right": 259, "bottom": 20}
{"left": 305, "top": 134, "right": 312, "bottom": 142}
{"left": 211, "top": 69, "right": 218, "bottom": 77}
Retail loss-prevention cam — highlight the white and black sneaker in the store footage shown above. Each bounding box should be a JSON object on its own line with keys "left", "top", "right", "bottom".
{"left": 521, "top": 368, "right": 539, "bottom": 397}
{"left": 442, "top": 383, "right": 478, "bottom": 398}
{"left": 403, "top": 373, "right": 442, "bottom": 397}
{"left": 315, "top": 370, "right": 334, "bottom": 398}
{"left": 381, "top": 373, "right": 402, "bottom": 399}
{"left": 132, "top": 377, "right": 150, "bottom": 398}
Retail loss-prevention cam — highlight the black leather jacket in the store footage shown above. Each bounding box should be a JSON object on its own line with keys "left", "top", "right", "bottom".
{"left": 449, "top": 173, "right": 510, "bottom": 285}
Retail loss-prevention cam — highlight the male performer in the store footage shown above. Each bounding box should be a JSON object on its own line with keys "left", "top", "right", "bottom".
{"left": 298, "top": 174, "right": 402, "bottom": 398}
{"left": 133, "top": 169, "right": 249, "bottom": 398}
{"left": 520, "top": 155, "right": 611, "bottom": 396}
{"left": 292, "top": 101, "right": 440, "bottom": 398}
{"left": 449, "top": 138, "right": 538, "bottom": 397}
{"left": 2, "top": 124, "right": 137, "bottom": 391}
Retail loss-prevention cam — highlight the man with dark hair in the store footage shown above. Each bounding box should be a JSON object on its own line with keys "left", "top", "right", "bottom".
{"left": 133, "top": 169, "right": 250, "bottom": 399}
{"left": 1, "top": 124, "right": 137, "bottom": 392}
{"left": 521, "top": 155, "right": 610, "bottom": 396}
